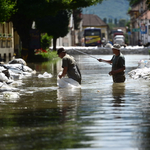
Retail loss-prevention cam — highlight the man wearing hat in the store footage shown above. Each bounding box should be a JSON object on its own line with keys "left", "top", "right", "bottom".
{"left": 57, "top": 48, "right": 81, "bottom": 84}
{"left": 98, "top": 44, "right": 125, "bottom": 83}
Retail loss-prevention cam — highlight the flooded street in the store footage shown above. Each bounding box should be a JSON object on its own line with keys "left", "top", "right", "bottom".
{"left": 0, "top": 54, "right": 150, "bottom": 150}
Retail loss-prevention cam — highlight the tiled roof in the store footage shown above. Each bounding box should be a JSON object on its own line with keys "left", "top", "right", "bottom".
{"left": 139, "top": 10, "right": 150, "bottom": 19}
{"left": 82, "top": 14, "right": 107, "bottom": 27}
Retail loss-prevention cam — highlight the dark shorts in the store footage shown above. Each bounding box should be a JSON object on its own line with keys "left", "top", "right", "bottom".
{"left": 112, "top": 74, "right": 125, "bottom": 83}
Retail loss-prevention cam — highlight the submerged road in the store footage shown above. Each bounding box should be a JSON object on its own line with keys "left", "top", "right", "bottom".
{"left": 1, "top": 53, "right": 150, "bottom": 149}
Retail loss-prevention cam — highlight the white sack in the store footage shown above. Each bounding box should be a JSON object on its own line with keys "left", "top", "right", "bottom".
{"left": 0, "top": 72, "right": 8, "bottom": 82}
{"left": 57, "top": 77, "right": 80, "bottom": 88}
{"left": 38, "top": 72, "right": 53, "bottom": 78}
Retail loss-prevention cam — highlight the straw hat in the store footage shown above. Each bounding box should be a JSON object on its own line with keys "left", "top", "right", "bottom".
{"left": 112, "top": 44, "right": 121, "bottom": 51}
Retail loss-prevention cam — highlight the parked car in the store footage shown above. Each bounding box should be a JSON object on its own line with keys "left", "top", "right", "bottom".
{"left": 114, "top": 35, "right": 124, "bottom": 41}
{"left": 113, "top": 35, "right": 125, "bottom": 46}
{"left": 114, "top": 38, "right": 125, "bottom": 46}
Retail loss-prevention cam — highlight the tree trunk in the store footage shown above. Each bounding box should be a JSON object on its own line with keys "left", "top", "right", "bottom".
{"left": 53, "top": 36, "right": 57, "bottom": 50}
{"left": 10, "top": 13, "right": 34, "bottom": 61}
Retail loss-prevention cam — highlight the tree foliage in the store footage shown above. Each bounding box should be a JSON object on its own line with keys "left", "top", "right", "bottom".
{"left": 36, "top": 10, "right": 71, "bottom": 38}
{"left": 114, "top": 18, "right": 117, "bottom": 26}
{"left": 127, "top": 0, "right": 141, "bottom": 6}
{"left": 35, "top": 10, "right": 71, "bottom": 50}
{"left": 1, "top": 0, "right": 104, "bottom": 60}
{"left": 103, "top": 18, "right": 107, "bottom": 23}
{"left": 12, "top": 0, "right": 104, "bottom": 20}
{"left": 107, "top": 23, "right": 116, "bottom": 31}
{"left": 41, "top": 33, "right": 52, "bottom": 50}
{"left": 146, "top": 0, "right": 150, "bottom": 9}
{"left": 108, "top": 18, "right": 113, "bottom": 24}
{"left": 125, "top": 21, "right": 131, "bottom": 32}
{"left": 0, "top": 0, "right": 16, "bottom": 22}
{"left": 118, "top": 19, "right": 127, "bottom": 27}
{"left": 73, "top": 8, "right": 82, "bottom": 30}
{"left": 128, "top": 0, "right": 150, "bottom": 9}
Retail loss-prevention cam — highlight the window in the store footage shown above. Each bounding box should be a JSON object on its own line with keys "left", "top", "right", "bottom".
{"left": 85, "top": 30, "right": 100, "bottom": 36}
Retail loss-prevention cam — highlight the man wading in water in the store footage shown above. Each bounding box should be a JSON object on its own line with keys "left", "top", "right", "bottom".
{"left": 98, "top": 44, "right": 126, "bottom": 83}
{"left": 57, "top": 48, "right": 82, "bottom": 85}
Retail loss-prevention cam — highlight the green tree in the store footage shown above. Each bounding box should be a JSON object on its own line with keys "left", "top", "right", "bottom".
{"left": 146, "top": 0, "right": 150, "bottom": 9}
{"left": 118, "top": 19, "right": 126, "bottom": 27}
{"left": 0, "top": 0, "right": 16, "bottom": 22}
{"left": 103, "top": 18, "right": 107, "bottom": 23}
{"left": 125, "top": 21, "right": 131, "bottom": 32}
{"left": 108, "top": 18, "right": 113, "bottom": 23}
{"left": 114, "top": 18, "right": 118, "bottom": 26}
{"left": 124, "top": 21, "right": 131, "bottom": 45}
{"left": 35, "top": 10, "right": 71, "bottom": 50}
{"left": 41, "top": 33, "right": 52, "bottom": 50}
{"left": 127, "top": 0, "right": 141, "bottom": 6}
{"left": 6, "top": 0, "right": 103, "bottom": 61}
{"left": 73, "top": 8, "right": 82, "bottom": 30}
{"left": 108, "top": 23, "right": 116, "bottom": 31}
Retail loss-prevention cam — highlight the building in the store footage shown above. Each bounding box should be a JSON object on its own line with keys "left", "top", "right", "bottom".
{"left": 54, "top": 13, "right": 109, "bottom": 47}
{"left": 0, "top": 22, "right": 14, "bottom": 62}
{"left": 81, "top": 14, "right": 109, "bottom": 40}
{"left": 128, "top": 0, "right": 150, "bottom": 46}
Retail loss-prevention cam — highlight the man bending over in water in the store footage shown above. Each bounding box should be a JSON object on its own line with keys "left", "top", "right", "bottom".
{"left": 57, "top": 48, "right": 81, "bottom": 84}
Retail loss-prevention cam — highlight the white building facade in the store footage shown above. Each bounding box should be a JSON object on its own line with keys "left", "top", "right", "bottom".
{"left": 129, "top": 0, "right": 150, "bottom": 46}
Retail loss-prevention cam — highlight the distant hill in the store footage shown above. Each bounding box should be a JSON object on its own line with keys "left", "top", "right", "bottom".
{"left": 82, "top": 0, "right": 130, "bottom": 21}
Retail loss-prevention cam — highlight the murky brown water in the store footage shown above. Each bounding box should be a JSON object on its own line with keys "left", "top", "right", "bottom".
{"left": 0, "top": 54, "right": 150, "bottom": 150}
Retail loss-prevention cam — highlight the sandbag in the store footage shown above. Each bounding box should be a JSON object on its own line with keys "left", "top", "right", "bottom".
{"left": 57, "top": 77, "right": 81, "bottom": 88}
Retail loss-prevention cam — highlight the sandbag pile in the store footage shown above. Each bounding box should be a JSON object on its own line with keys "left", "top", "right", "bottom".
{"left": 128, "top": 60, "right": 150, "bottom": 80}
{"left": 0, "top": 58, "right": 36, "bottom": 99}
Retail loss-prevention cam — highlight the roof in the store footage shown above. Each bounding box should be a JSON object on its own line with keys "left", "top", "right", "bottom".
{"left": 128, "top": 9, "right": 139, "bottom": 14}
{"left": 139, "top": 10, "right": 150, "bottom": 19}
{"left": 82, "top": 14, "right": 107, "bottom": 27}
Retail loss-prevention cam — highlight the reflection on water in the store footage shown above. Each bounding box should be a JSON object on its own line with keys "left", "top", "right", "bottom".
{"left": 1, "top": 55, "right": 150, "bottom": 149}
{"left": 112, "top": 83, "right": 125, "bottom": 108}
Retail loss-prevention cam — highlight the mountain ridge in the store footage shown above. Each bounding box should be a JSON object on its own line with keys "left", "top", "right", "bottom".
{"left": 82, "top": 0, "right": 130, "bottom": 21}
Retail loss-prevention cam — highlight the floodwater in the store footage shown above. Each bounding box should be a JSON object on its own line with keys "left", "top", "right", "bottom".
{"left": 0, "top": 54, "right": 150, "bottom": 150}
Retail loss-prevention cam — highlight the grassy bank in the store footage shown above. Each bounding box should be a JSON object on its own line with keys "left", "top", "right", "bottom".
{"left": 40, "top": 50, "right": 58, "bottom": 60}
{"left": 34, "top": 50, "right": 59, "bottom": 62}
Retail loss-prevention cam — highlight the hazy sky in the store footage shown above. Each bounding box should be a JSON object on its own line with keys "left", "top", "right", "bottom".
{"left": 82, "top": 0, "right": 130, "bottom": 20}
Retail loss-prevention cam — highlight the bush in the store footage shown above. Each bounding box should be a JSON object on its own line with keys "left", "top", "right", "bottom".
{"left": 41, "top": 33, "right": 52, "bottom": 50}
{"left": 40, "top": 50, "right": 58, "bottom": 60}
{"left": 34, "top": 33, "right": 58, "bottom": 61}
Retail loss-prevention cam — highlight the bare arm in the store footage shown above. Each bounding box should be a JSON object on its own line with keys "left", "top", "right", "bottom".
{"left": 97, "top": 59, "right": 112, "bottom": 64}
{"left": 59, "top": 67, "right": 68, "bottom": 79}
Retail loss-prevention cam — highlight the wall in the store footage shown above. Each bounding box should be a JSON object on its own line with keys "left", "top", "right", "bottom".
{"left": 0, "top": 22, "right": 14, "bottom": 62}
